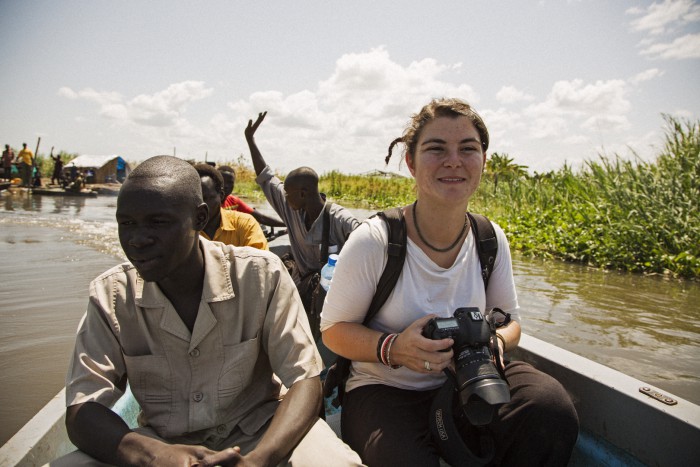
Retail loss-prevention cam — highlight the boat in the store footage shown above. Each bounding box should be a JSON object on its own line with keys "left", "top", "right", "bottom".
{"left": 2, "top": 235, "right": 698, "bottom": 465}
{"left": 30, "top": 187, "right": 98, "bottom": 197}
{"left": 0, "top": 181, "right": 10, "bottom": 191}
{"left": 1, "top": 332, "right": 698, "bottom": 467}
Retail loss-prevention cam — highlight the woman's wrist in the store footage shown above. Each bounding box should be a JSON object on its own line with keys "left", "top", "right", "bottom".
{"left": 377, "top": 333, "right": 401, "bottom": 369}
{"left": 496, "top": 332, "right": 507, "bottom": 353}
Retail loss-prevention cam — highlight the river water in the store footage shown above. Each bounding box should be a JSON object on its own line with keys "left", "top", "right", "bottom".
{"left": 1, "top": 188, "right": 699, "bottom": 446}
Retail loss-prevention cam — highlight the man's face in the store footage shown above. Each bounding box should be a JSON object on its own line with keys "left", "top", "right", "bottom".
{"left": 221, "top": 171, "right": 235, "bottom": 196}
{"left": 283, "top": 183, "right": 304, "bottom": 211}
{"left": 116, "top": 179, "right": 201, "bottom": 283}
{"left": 200, "top": 176, "right": 223, "bottom": 225}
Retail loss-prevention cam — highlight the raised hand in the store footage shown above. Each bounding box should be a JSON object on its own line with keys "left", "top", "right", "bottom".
{"left": 245, "top": 111, "right": 267, "bottom": 140}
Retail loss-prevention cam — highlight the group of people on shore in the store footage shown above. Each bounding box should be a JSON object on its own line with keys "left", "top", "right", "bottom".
{"left": 2, "top": 143, "right": 38, "bottom": 187}
{"left": 56, "top": 98, "right": 579, "bottom": 466}
{"left": 1, "top": 143, "right": 76, "bottom": 189}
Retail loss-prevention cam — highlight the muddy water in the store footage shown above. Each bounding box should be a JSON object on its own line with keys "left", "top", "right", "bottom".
{"left": 1, "top": 189, "right": 698, "bottom": 445}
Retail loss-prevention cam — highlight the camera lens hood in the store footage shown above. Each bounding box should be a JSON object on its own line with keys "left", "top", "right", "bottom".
{"left": 459, "top": 377, "right": 511, "bottom": 426}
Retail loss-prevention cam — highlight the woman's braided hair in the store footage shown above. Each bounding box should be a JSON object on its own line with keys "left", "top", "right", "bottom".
{"left": 385, "top": 98, "right": 489, "bottom": 165}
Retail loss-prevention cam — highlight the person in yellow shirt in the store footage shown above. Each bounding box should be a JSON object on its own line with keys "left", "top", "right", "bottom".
{"left": 16, "top": 143, "right": 34, "bottom": 187}
{"left": 194, "top": 163, "right": 268, "bottom": 250}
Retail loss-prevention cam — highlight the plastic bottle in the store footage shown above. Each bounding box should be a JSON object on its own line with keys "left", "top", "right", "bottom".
{"left": 319, "top": 254, "right": 339, "bottom": 292}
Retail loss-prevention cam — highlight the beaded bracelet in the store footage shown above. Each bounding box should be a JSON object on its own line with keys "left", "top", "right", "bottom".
{"left": 376, "top": 333, "right": 390, "bottom": 364}
{"left": 384, "top": 333, "right": 401, "bottom": 369}
{"left": 380, "top": 333, "right": 394, "bottom": 366}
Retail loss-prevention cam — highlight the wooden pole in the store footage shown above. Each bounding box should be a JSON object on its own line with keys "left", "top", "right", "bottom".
{"left": 31, "top": 137, "right": 41, "bottom": 188}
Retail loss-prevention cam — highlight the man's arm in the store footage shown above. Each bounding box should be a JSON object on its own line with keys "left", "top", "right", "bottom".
{"left": 244, "top": 112, "right": 268, "bottom": 176}
{"left": 242, "top": 377, "right": 321, "bottom": 466}
{"left": 66, "top": 402, "right": 242, "bottom": 466}
{"left": 251, "top": 209, "right": 286, "bottom": 228}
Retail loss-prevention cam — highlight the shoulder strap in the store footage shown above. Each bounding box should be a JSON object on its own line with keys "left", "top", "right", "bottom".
{"left": 467, "top": 213, "right": 498, "bottom": 290}
{"left": 320, "top": 202, "right": 332, "bottom": 265}
{"left": 362, "top": 207, "right": 406, "bottom": 326}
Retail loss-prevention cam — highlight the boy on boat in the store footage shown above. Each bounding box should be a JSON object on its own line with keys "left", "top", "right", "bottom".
{"left": 57, "top": 156, "right": 361, "bottom": 466}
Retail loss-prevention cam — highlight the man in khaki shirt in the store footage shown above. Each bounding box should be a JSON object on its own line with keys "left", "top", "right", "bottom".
{"left": 58, "top": 156, "right": 361, "bottom": 466}
{"left": 194, "top": 163, "right": 268, "bottom": 251}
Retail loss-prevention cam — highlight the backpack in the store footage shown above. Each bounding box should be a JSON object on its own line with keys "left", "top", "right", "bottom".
{"left": 322, "top": 207, "right": 498, "bottom": 407}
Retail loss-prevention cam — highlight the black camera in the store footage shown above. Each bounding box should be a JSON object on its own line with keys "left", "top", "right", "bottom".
{"left": 423, "top": 307, "right": 510, "bottom": 426}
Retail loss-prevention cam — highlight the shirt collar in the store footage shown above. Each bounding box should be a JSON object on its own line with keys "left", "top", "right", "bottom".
{"left": 134, "top": 237, "right": 236, "bottom": 307}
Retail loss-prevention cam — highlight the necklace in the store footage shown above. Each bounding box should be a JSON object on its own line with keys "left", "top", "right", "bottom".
{"left": 412, "top": 201, "right": 469, "bottom": 253}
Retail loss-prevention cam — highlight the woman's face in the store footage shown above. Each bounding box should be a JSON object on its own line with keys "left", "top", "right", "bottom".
{"left": 406, "top": 116, "right": 486, "bottom": 206}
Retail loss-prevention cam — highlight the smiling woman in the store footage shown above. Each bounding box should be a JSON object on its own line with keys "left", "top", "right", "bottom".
{"left": 320, "top": 98, "right": 579, "bottom": 466}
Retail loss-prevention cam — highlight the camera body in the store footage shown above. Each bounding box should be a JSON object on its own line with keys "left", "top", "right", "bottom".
{"left": 423, "top": 307, "right": 510, "bottom": 426}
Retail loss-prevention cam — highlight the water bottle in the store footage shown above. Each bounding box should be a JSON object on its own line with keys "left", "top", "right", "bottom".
{"left": 319, "top": 254, "right": 339, "bottom": 292}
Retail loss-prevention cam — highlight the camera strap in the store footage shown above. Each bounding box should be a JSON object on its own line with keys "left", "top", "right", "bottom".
{"left": 322, "top": 207, "right": 406, "bottom": 406}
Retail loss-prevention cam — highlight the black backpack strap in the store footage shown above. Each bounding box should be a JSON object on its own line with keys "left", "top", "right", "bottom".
{"left": 320, "top": 202, "right": 332, "bottom": 265}
{"left": 468, "top": 213, "right": 498, "bottom": 290}
{"left": 323, "top": 207, "right": 406, "bottom": 406}
{"left": 363, "top": 207, "right": 407, "bottom": 325}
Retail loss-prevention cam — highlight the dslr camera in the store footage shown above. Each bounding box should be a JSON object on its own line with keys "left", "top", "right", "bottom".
{"left": 422, "top": 307, "right": 510, "bottom": 426}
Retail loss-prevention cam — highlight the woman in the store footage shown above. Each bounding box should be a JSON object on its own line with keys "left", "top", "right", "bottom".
{"left": 321, "top": 98, "right": 578, "bottom": 466}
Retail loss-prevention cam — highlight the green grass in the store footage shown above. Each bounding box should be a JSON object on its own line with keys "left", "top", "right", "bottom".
{"left": 230, "top": 116, "right": 698, "bottom": 278}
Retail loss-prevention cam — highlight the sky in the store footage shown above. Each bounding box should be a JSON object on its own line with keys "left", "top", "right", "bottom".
{"left": 1, "top": 0, "right": 699, "bottom": 176}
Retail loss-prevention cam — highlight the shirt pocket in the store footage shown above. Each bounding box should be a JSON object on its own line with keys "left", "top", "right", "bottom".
{"left": 123, "top": 354, "right": 172, "bottom": 433}
{"left": 218, "top": 336, "right": 260, "bottom": 410}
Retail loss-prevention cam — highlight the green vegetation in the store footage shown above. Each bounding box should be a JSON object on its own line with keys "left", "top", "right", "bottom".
{"left": 481, "top": 115, "right": 699, "bottom": 279}
{"left": 191, "top": 116, "right": 700, "bottom": 279}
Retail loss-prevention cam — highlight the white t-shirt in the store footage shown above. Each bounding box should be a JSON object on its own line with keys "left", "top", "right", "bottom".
{"left": 320, "top": 215, "right": 519, "bottom": 392}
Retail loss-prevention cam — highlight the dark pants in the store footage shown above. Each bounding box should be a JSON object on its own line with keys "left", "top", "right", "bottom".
{"left": 19, "top": 162, "right": 32, "bottom": 186}
{"left": 341, "top": 361, "right": 579, "bottom": 467}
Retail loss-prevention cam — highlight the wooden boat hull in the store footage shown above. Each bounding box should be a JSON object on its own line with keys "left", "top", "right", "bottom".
{"left": 30, "top": 188, "right": 98, "bottom": 197}
{"left": 1, "top": 333, "right": 698, "bottom": 466}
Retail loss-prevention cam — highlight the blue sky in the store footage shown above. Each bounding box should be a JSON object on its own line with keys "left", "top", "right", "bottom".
{"left": 1, "top": 0, "right": 698, "bottom": 175}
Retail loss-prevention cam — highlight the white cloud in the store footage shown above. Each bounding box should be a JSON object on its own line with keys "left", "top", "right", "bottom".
{"left": 58, "top": 81, "right": 213, "bottom": 127}
{"left": 547, "top": 79, "right": 630, "bottom": 114}
{"left": 629, "top": 68, "right": 665, "bottom": 84}
{"left": 627, "top": 0, "right": 700, "bottom": 36}
{"left": 58, "top": 87, "right": 77, "bottom": 99}
{"left": 581, "top": 114, "right": 631, "bottom": 132}
{"left": 53, "top": 49, "right": 656, "bottom": 175}
{"left": 129, "top": 81, "right": 213, "bottom": 127}
{"left": 496, "top": 86, "right": 535, "bottom": 104}
{"left": 640, "top": 33, "right": 700, "bottom": 59}
{"left": 223, "top": 47, "right": 483, "bottom": 173}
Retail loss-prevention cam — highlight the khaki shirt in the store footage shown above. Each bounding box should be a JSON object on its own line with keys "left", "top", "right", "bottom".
{"left": 66, "top": 238, "right": 321, "bottom": 445}
{"left": 200, "top": 209, "right": 268, "bottom": 251}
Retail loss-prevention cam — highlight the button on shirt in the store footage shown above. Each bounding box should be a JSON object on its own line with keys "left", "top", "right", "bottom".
{"left": 65, "top": 238, "right": 321, "bottom": 444}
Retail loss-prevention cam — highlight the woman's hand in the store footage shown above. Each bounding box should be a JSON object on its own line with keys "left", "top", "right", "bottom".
{"left": 390, "top": 315, "right": 454, "bottom": 373}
